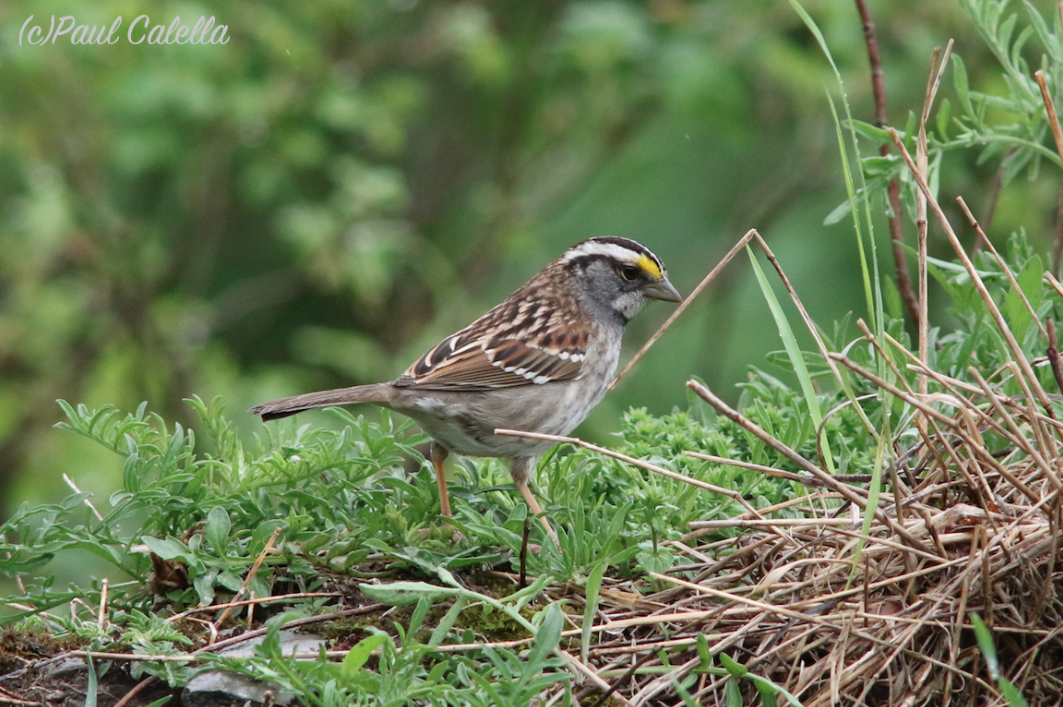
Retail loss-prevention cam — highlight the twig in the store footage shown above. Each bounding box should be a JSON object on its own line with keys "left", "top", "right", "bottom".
{"left": 1034, "top": 70, "right": 1063, "bottom": 276}
{"left": 216, "top": 526, "right": 281, "bottom": 626}
{"left": 610, "top": 228, "right": 758, "bottom": 390}
{"left": 854, "top": 0, "right": 919, "bottom": 325}
{"left": 166, "top": 592, "right": 342, "bottom": 622}
{"left": 830, "top": 351, "right": 1042, "bottom": 502}
{"left": 751, "top": 232, "right": 877, "bottom": 437}
{"left": 97, "top": 578, "right": 108, "bottom": 631}
{"left": 494, "top": 428, "right": 761, "bottom": 515}
{"left": 686, "top": 379, "right": 932, "bottom": 554}
{"left": 112, "top": 677, "right": 156, "bottom": 707}
{"left": 588, "top": 651, "right": 659, "bottom": 707}
{"left": 689, "top": 518, "right": 856, "bottom": 529}
{"left": 958, "top": 206, "right": 1049, "bottom": 342}
{"left": 0, "top": 686, "right": 42, "bottom": 705}
{"left": 1048, "top": 319, "right": 1063, "bottom": 397}
{"left": 682, "top": 451, "right": 835, "bottom": 488}
{"left": 62, "top": 474, "right": 104, "bottom": 522}
{"left": 889, "top": 129, "right": 1057, "bottom": 419}
{"left": 917, "top": 42, "right": 953, "bottom": 405}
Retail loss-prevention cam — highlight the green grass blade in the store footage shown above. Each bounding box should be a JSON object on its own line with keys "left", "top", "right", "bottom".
{"left": 747, "top": 247, "right": 835, "bottom": 473}
{"left": 581, "top": 560, "right": 606, "bottom": 664}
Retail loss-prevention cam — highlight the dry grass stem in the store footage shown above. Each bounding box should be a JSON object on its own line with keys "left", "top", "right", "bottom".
{"left": 215, "top": 525, "right": 282, "bottom": 626}
{"left": 610, "top": 228, "right": 758, "bottom": 391}
{"left": 891, "top": 128, "right": 1056, "bottom": 418}
{"left": 494, "top": 428, "right": 761, "bottom": 516}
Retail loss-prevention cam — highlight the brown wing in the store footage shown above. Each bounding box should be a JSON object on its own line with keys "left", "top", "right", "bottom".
{"left": 394, "top": 275, "right": 591, "bottom": 391}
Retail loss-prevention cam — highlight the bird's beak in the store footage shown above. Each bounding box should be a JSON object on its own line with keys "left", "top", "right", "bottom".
{"left": 643, "top": 277, "right": 683, "bottom": 303}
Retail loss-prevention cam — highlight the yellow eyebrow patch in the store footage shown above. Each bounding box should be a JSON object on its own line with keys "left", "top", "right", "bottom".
{"left": 636, "top": 254, "right": 662, "bottom": 280}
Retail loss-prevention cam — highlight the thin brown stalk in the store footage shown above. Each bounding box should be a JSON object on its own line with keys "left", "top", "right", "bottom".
{"left": 902, "top": 357, "right": 1034, "bottom": 469}
{"left": 1054, "top": 181, "right": 1063, "bottom": 277}
{"left": 62, "top": 474, "right": 104, "bottom": 522}
{"left": 957, "top": 198, "right": 1049, "bottom": 341}
{"left": 1046, "top": 270, "right": 1063, "bottom": 302}
{"left": 97, "top": 578, "right": 108, "bottom": 631}
{"left": 916, "top": 42, "right": 953, "bottom": 404}
{"left": 854, "top": 0, "right": 919, "bottom": 326}
{"left": 166, "top": 592, "right": 341, "bottom": 622}
{"left": 216, "top": 525, "right": 281, "bottom": 626}
{"left": 688, "top": 518, "right": 856, "bottom": 529}
{"left": 112, "top": 678, "right": 156, "bottom": 707}
{"left": 494, "top": 428, "right": 761, "bottom": 515}
{"left": 890, "top": 129, "right": 1057, "bottom": 418}
{"left": 1048, "top": 318, "right": 1063, "bottom": 396}
{"left": 0, "top": 689, "right": 42, "bottom": 706}
{"left": 1004, "top": 360, "right": 1062, "bottom": 475}
{"left": 683, "top": 451, "right": 838, "bottom": 488}
{"left": 854, "top": 317, "right": 914, "bottom": 521}
{"left": 751, "top": 232, "right": 876, "bottom": 436}
{"left": 830, "top": 352, "right": 1042, "bottom": 503}
{"left": 686, "top": 378, "right": 932, "bottom": 553}
{"left": 610, "top": 228, "right": 758, "bottom": 390}
{"left": 1034, "top": 70, "right": 1063, "bottom": 276}
{"left": 968, "top": 367, "right": 1056, "bottom": 490}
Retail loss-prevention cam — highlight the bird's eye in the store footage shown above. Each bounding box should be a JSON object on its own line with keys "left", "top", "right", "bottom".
{"left": 620, "top": 265, "right": 640, "bottom": 281}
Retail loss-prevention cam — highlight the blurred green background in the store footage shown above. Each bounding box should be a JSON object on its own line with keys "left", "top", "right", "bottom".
{"left": 0, "top": 0, "right": 1057, "bottom": 512}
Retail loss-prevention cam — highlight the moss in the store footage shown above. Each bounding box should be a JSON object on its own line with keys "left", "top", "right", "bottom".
{"left": 318, "top": 612, "right": 387, "bottom": 647}
{"left": 455, "top": 603, "right": 531, "bottom": 642}
{"left": 0, "top": 625, "right": 79, "bottom": 673}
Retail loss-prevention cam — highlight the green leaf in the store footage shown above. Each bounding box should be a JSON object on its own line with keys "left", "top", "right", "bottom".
{"left": 358, "top": 581, "right": 456, "bottom": 606}
{"left": 846, "top": 119, "right": 892, "bottom": 142}
{"left": 141, "top": 536, "right": 189, "bottom": 562}
{"left": 205, "top": 507, "right": 231, "bottom": 554}
{"left": 581, "top": 560, "right": 606, "bottom": 664}
{"left": 407, "top": 597, "right": 430, "bottom": 644}
{"left": 143, "top": 699, "right": 174, "bottom": 707}
{"left": 725, "top": 678, "right": 742, "bottom": 707}
{"left": 341, "top": 633, "right": 387, "bottom": 677}
{"left": 250, "top": 520, "right": 285, "bottom": 551}
{"left": 695, "top": 633, "right": 712, "bottom": 671}
{"left": 527, "top": 602, "right": 563, "bottom": 669}
{"left": 954, "top": 54, "right": 974, "bottom": 117}
{"left": 998, "top": 12, "right": 1018, "bottom": 50}
{"left": 747, "top": 247, "right": 834, "bottom": 472}
{"left": 1004, "top": 254, "right": 1043, "bottom": 344}
{"left": 719, "top": 652, "right": 747, "bottom": 678}
{"left": 972, "top": 614, "right": 1031, "bottom": 705}
{"left": 860, "top": 155, "right": 899, "bottom": 176}
{"left": 936, "top": 98, "right": 951, "bottom": 140}
{"left": 971, "top": 614, "right": 1000, "bottom": 679}
{"left": 1025, "top": 0, "right": 1062, "bottom": 61}
{"left": 787, "top": 0, "right": 840, "bottom": 76}
{"left": 824, "top": 199, "right": 853, "bottom": 226}
{"left": 1000, "top": 678, "right": 1032, "bottom": 707}
{"left": 86, "top": 656, "right": 98, "bottom": 707}
{"left": 429, "top": 596, "right": 467, "bottom": 648}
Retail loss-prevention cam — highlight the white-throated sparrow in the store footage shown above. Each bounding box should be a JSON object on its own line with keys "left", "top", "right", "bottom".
{"left": 252, "top": 236, "right": 681, "bottom": 535}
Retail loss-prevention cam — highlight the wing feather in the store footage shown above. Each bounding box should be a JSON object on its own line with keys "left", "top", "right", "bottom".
{"left": 394, "top": 270, "right": 591, "bottom": 391}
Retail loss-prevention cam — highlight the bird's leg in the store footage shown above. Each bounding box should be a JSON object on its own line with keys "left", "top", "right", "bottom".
{"left": 511, "top": 457, "right": 559, "bottom": 547}
{"left": 431, "top": 442, "right": 452, "bottom": 517}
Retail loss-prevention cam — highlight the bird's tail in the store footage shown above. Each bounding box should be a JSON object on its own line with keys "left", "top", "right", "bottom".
{"left": 251, "top": 383, "right": 394, "bottom": 421}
